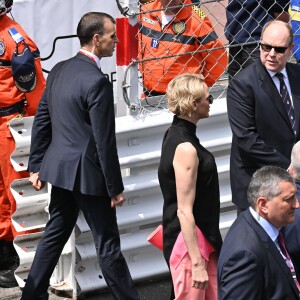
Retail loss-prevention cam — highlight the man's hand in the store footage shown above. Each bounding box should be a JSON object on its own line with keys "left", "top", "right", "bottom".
{"left": 29, "top": 172, "right": 45, "bottom": 191}
{"left": 111, "top": 192, "right": 126, "bottom": 208}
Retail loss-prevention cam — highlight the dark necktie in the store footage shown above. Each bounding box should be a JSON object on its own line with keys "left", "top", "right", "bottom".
{"left": 275, "top": 73, "right": 296, "bottom": 135}
{"left": 277, "top": 231, "right": 300, "bottom": 291}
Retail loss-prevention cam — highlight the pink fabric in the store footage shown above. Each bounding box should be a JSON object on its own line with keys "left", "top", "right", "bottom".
{"left": 171, "top": 252, "right": 218, "bottom": 300}
{"left": 170, "top": 226, "right": 215, "bottom": 270}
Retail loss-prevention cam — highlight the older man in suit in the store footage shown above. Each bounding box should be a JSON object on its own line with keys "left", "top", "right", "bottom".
{"left": 227, "top": 20, "right": 300, "bottom": 212}
{"left": 285, "top": 141, "right": 300, "bottom": 279}
{"left": 21, "top": 12, "right": 139, "bottom": 300}
{"left": 218, "top": 166, "right": 300, "bottom": 300}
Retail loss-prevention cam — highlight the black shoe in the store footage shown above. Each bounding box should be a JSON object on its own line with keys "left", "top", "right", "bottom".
{"left": 0, "top": 240, "right": 19, "bottom": 271}
{"left": 0, "top": 269, "right": 18, "bottom": 288}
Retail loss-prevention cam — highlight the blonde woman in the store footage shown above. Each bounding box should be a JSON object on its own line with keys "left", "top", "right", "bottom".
{"left": 158, "top": 74, "right": 222, "bottom": 300}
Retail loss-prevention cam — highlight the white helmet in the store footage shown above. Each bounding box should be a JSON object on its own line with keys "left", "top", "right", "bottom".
{"left": 0, "top": 0, "right": 13, "bottom": 17}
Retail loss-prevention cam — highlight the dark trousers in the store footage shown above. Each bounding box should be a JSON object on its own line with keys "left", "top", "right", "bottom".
{"left": 21, "top": 186, "right": 139, "bottom": 300}
{"left": 228, "top": 44, "right": 260, "bottom": 80}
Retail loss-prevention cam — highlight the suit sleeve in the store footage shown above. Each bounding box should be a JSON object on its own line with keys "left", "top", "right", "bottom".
{"left": 218, "top": 249, "right": 263, "bottom": 300}
{"left": 28, "top": 88, "right": 52, "bottom": 172}
{"left": 227, "top": 77, "right": 290, "bottom": 168}
{"left": 87, "top": 77, "right": 124, "bottom": 197}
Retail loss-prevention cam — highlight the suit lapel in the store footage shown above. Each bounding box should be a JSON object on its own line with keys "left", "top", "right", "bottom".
{"left": 244, "top": 210, "right": 300, "bottom": 297}
{"left": 287, "top": 63, "right": 300, "bottom": 138}
{"left": 257, "top": 62, "right": 294, "bottom": 134}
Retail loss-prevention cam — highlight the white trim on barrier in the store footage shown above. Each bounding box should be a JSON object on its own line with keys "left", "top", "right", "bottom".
{"left": 11, "top": 178, "right": 49, "bottom": 232}
{"left": 9, "top": 116, "right": 34, "bottom": 172}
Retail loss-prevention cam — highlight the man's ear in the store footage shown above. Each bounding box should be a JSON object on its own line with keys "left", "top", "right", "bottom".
{"left": 257, "top": 196, "right": 268, "bottom": 214}
{"left": 289, "top": 165, "right": 295, "bottom": 177}
{"left": 92, "top": 33, "right": 101, "bottom": 45}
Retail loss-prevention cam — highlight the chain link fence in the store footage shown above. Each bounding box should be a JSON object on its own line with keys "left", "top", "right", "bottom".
{"left": 116, "top": 0, "right": 299, "bottom": 114}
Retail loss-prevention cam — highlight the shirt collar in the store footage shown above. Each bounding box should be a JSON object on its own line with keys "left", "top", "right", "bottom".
{"left": 79, "top": 49, "right": 101, "bottom": 69}
{"left": 267, "top": 67, "right": 288, "bottom": 79}
{"left": 249, "top": 207, "right": 279, "bottom": 242}
{"left": 150, "top": 0, "right": 192, "bottom": 21}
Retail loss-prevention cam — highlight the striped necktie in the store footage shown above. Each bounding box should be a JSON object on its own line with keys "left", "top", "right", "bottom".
{"left": 278, "top": 231, "right": 300, "bottom": 291}
{"left": 276, "top": 73, "right": 296, "bottom": 135}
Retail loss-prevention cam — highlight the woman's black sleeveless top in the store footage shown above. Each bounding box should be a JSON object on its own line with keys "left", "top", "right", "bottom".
{"left": 158, "top": 115, "right": 222, "bottom": 264}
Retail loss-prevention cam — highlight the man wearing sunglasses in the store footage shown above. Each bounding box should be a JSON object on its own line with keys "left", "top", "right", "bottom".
{"left": 227, "top": 20, "right": 300, "bottom": 214}
{"left": 225, "top": 0, "right": 290, "bottom": 80}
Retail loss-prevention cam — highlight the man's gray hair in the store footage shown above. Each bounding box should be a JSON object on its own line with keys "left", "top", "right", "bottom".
{"left": 291, "top": 141, "right": 300, "bottom": 179}
{"left": 247, "top": 166, "right": 295, "bottom": 208}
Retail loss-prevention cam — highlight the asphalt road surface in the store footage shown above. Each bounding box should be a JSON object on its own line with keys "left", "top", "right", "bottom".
{"left": 0, "top": 276, "right": 172, "bottom": 300}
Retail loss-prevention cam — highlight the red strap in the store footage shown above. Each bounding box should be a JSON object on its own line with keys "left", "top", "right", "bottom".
{"left": 79, "top": 50, "right": 96, "bottom": 63}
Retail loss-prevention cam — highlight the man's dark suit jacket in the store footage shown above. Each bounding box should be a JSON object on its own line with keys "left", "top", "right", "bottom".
{"left": 227, "top": 60, "right": 300, "bottom": 209}
{"left": 28, "top": 53, "right": 123, "bottom": 197}
{"left": 285, "top": 179, "right": 300, "bottom": 280}
{"left": 218, "top": 209, "right": 300, "bottom": 300}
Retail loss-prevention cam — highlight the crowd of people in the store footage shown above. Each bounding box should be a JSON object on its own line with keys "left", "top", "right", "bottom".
{"left": 158, "top": 18, "right": 300, "bottom": 300}
{"left": 1, "top": 0, "right": 300, "bottom": 300}
{"left": 141, "top": 1, "right": 300, "bottom": 300}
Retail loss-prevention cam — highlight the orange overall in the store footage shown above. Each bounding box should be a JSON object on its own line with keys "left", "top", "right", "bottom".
{"left": 138, "top": 0, "right": 227, "bottom": 94}
{"left": 0, "top": 15, "right": 46, "bottom": 241}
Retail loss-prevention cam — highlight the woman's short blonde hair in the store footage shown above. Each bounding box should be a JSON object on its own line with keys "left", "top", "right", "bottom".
{"left": 166, "top": 73, "right": 206, "bottom": 117}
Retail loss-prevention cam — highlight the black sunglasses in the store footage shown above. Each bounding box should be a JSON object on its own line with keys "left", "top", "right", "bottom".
{"left": 260, "top": 43, "right": 290, "bottom": 54}
{"left": 195, "top": 95, "right": 213, "bottom": 105}
{"left": 207, "top": 94, "right": 214, "bottom": 104}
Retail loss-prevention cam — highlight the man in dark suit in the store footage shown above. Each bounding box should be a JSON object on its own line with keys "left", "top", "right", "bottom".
{"left": 218, "top": 166, "right": 300, "bottom": 300}
{"left": 227, "top": 20, "right": 300, "bottom": 212}
{"left": 21, "top": 12, "right": 139, "bottom": 300}
{"left": 285, "top": 141, "right": 300, "bottom": 279}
